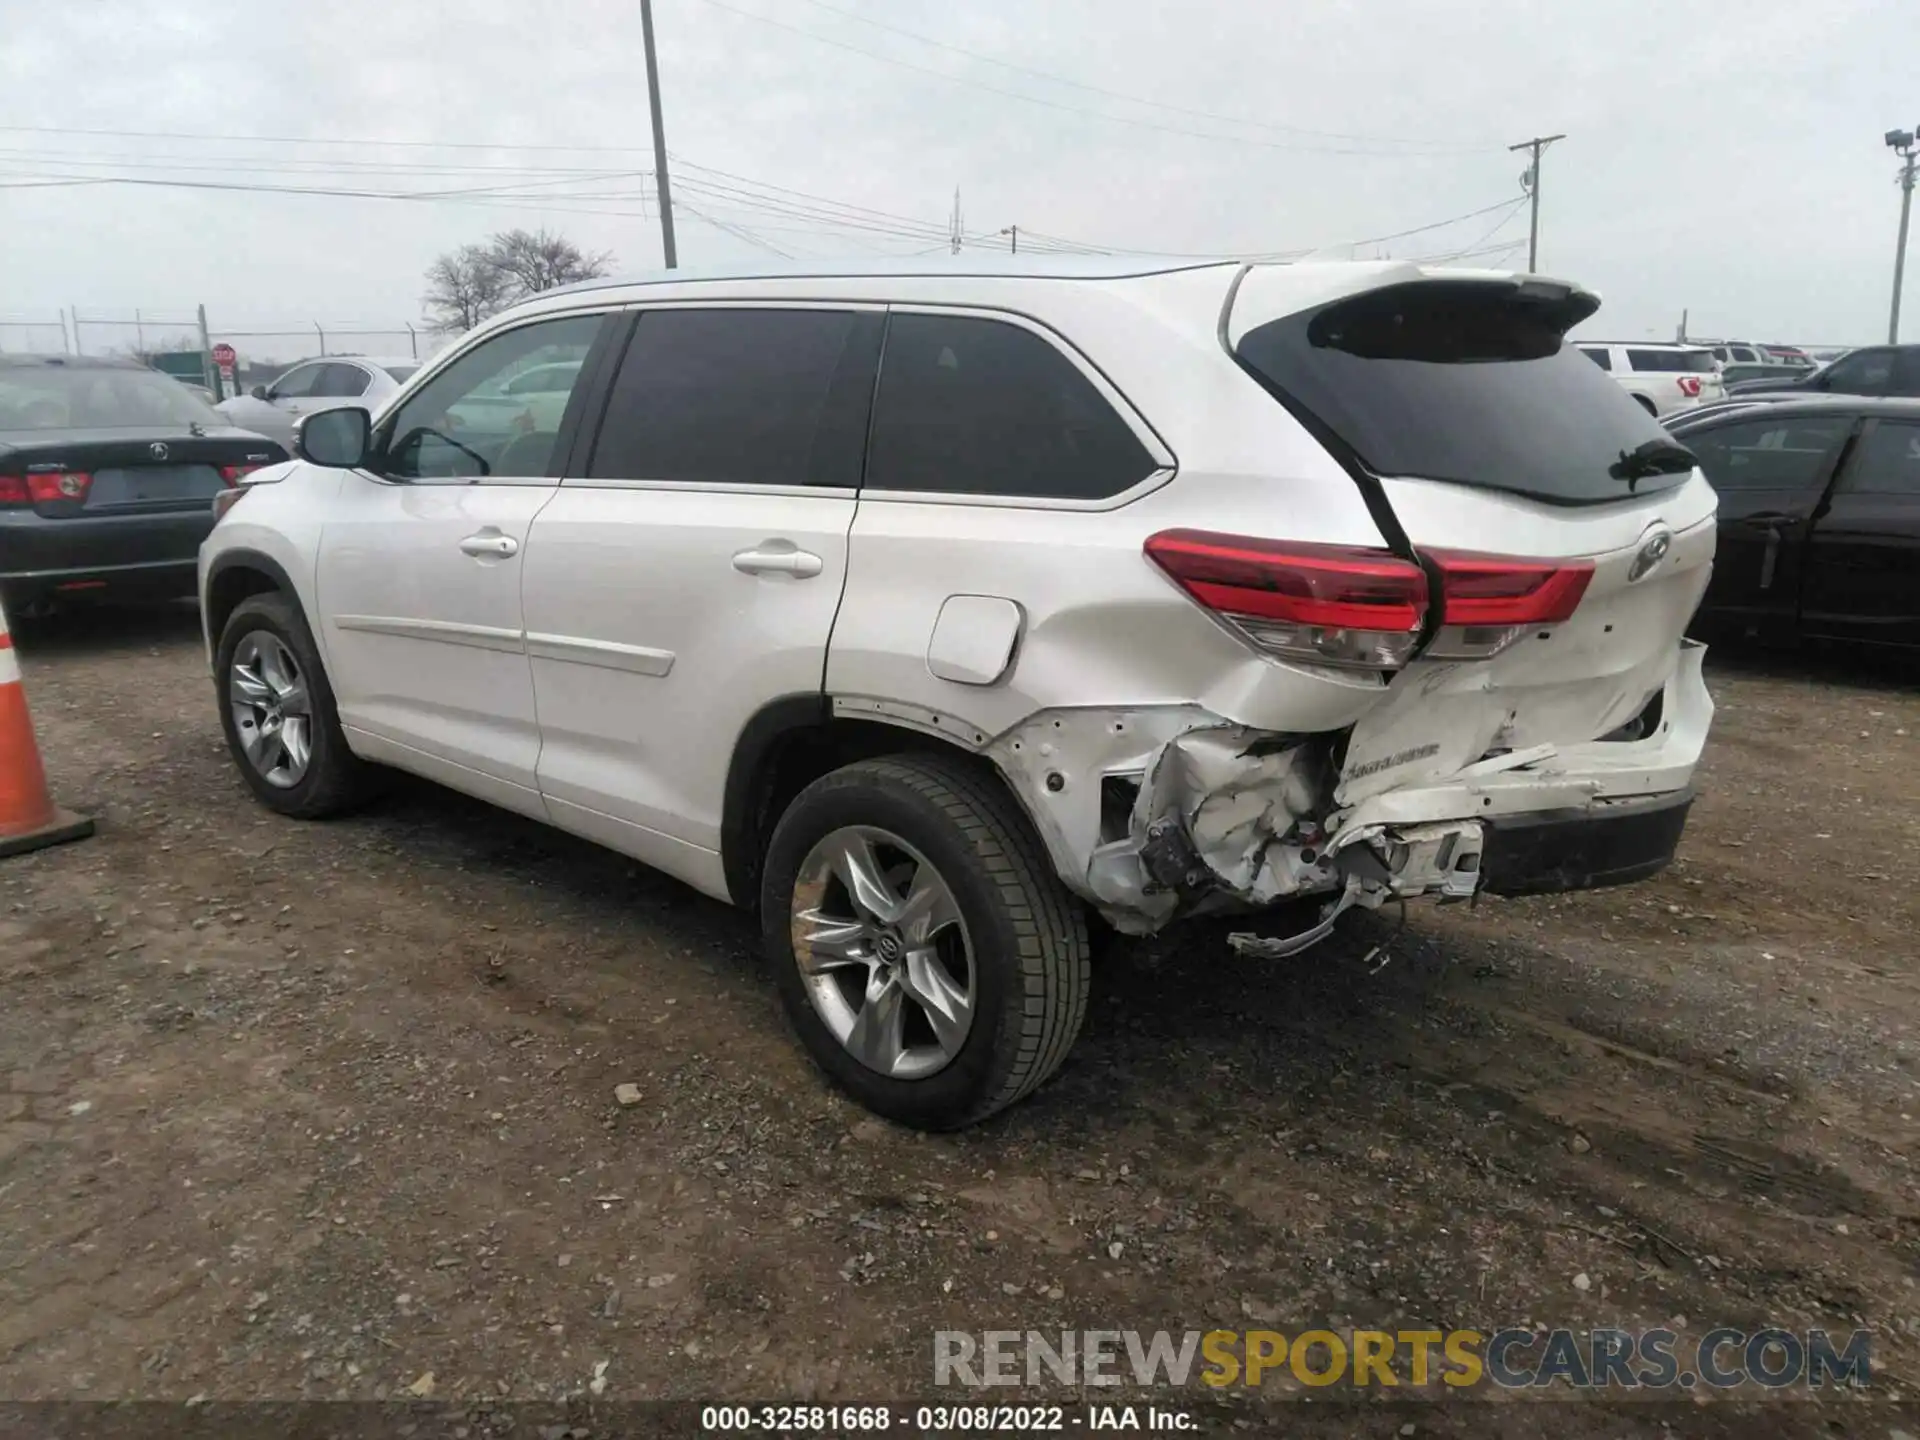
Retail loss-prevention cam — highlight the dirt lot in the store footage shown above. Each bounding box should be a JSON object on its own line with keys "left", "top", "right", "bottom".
{"left": 2, "top": 603, "right": 1916, "bottom": 1437}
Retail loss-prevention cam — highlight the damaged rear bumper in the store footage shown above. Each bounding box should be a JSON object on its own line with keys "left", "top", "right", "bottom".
{"left": 987, "top": 641, "right": 1712, "bottom": 936}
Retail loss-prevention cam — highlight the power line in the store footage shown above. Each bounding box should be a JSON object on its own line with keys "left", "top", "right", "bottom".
{"left": 0, "top": 122, "right": 667, "bottom": 153}
{"left": 782, "top": 0, "right": 1493, "bottom": 153}
{"left": 696, "top": 0, "right": 1502, "bottom": 158}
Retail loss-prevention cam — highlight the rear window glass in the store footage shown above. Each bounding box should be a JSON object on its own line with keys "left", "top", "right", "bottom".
{"left": 0, "top": 364, "right": 223, "bottom": 431}
{"left": 1626, "top": 348, "right": 1717, "bottom": 374}
{"left": 1234, "top": 281, "right": 1683, "bottom": 505}
{"left": 1579, "top": 347, "right": 1612, "bottom": 371}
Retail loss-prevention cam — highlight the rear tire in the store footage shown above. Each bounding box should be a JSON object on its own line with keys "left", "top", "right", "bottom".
{"left": 760, "top": 754, "right": 1090, "bottom": 1130}
{"left": 216, "top": 592, "right": 380, "bottom": 818}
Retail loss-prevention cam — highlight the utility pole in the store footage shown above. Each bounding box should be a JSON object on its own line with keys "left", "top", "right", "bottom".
{"left": 999, "top": 225, "right": 1018, "bottom": 254}
{"left": 1508, "top": 133, "right": 1565, "bottom": 273}
{"left": 640, "top": 0, "right": 678, "bottom": 269}
{"left": 196, "top": 304, "right": 216, "bottom": 394}
{"left": 949, "top": 189, "right": 963, "bottom": 254}
{"left": 1885, "top": 128, "right": 1917, "bottom": 343}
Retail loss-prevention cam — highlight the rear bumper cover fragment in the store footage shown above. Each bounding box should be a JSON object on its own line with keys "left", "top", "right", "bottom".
{"left": 1478, "top": 787, "right": 1693, "bottom": 896}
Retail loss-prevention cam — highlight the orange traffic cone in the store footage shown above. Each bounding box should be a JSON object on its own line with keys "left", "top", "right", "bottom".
{"left": 0, "top": 598, "right": 94, "bottom": 858}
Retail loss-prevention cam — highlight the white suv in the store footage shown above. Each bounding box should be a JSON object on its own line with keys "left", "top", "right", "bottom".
{"left": 1575, "top": 342, "right": 1726, "bottom": 416}
{"left": 199, "top": 259, "right": 1717, "bottom": 1129}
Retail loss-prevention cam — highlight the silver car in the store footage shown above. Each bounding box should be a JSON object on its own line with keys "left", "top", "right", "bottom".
{"left": 215, "top": 355, "right": 419, "bottom": 449}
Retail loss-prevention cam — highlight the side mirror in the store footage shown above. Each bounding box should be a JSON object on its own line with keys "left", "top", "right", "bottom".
{"left": 295, "top": 406, "right": 372, "bottom": 468}
{"left": 249, "top": 384, "right": 270, "bottom": 400}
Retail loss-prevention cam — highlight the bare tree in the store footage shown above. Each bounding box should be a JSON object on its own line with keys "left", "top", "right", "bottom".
{"left": 422, "top": 244, "right": 514, "bottom": 333}
{"left": 483, "top": 228, "right": 614, "bottom": 296}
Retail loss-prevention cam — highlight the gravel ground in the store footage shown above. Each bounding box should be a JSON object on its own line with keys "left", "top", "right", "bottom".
{"left": 1, "top": 603, "right": 1916, "bottom": 1438}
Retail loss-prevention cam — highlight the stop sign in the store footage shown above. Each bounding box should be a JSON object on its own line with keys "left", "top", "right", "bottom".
{"left": 211, "top": 342, "right": 236, "bottom": 368}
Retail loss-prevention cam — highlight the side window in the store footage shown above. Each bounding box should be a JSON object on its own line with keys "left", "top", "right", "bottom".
{"left": 586, "top": 308, "right": 880, "bottom": 489}
{"left": 1686, "top": 416, "right": 1851, "bottom": 492}
{"left": 866, "top": 312, "right": 1156, "bottom": 500}
{"left": 315, "top": 363, "right": 371, "bottom": 398}
{"left": 1822, "top": 349, "right": 1894, "bottom": 395}
{"left": 1579, "top": 347, "right": 1612, "bottom": 371}
{"left": 1838, "top": 421, "right": 1920, "bottom": 495}
{"left": 379, "top": 314, "right": 604, "bottom": 482}
{"left": 1892, "top": 349, "right": 1920, "bottom": 397}
{"left": 271, "top": 364, "right": 323, "bottom": 399}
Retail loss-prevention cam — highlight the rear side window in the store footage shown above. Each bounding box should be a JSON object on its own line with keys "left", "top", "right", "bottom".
{"left": 587, "top": 308, "right": 880, "bottom": 489}
{"left": 1685, "top": 416, "right": 1850, "bottom": 492}
{"left": 1839, "top": 421, "right": 1920, "bottom": 494}
{"left": 865, "top": 312, "right": 1156, "bottom": 500}
{"left": 315, "top": 363, "right": 370, "bottom": 398}
{"left": 1626, "top": 349, "right": 1717, "bottom": 374}
{"left": 1820, "top": 349, "right": 1895, "bottom": 394}
{"left": 1234, "top": 280, "right": 1680, "bottom": 505}
{"left": 1580, "top": 347, "right": 1612, "bottom": 371}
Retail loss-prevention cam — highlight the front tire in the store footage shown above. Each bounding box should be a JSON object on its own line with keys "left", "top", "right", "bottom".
{"left": 760, "top": 755, "right": 1090, "bottom": 1130}
{"left": 215, "top": 592, "right": 379, "bottom": 818}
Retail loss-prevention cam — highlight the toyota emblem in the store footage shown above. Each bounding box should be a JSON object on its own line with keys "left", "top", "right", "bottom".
{"left": 149, "top": 441, "right": 169, "bottom": 461}
{"left": 1628, "top": 526, "right": 1673, "bottom": 583}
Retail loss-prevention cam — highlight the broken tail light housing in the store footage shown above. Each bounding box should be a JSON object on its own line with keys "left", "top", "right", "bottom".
{"left": 1677, "top": 376, "right": 1703, "bottom": 398}
{"left": 1422, "top": 549, "right": 1594, "bottom": 660}
{"left": 1145, "top": 530, "right": 1429, "bottom": 671}
{"left": 0, "top": 471, "right": 93, "bottom": 507}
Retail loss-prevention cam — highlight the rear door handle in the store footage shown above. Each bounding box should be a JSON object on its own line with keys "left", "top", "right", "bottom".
{"left": 732, "top": 547, "right": 823, "bottom": 578}
{"left": 460, "top": 532, "right": 519, "bottom": 558}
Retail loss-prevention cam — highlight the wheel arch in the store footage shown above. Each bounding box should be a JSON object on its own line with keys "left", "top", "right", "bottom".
{"left": 721, "top": 696, "right": 1029, "bottom": 911}
{"left": 204, "top": 548, "right": 301, "bottom": 658}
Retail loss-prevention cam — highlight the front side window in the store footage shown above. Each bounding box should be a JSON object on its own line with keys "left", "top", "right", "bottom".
{"left": 865, "top": 313, "right": 1156, "bottom": 500}
{"left": 1839, "top": 421, "right": 1920, "bottom": 494}
{"left": 271, "top": 365, "right": 324, "bottom": 400}
{"left": 1684, "top": 416, "right": 1850, "bottom": 493}
{"left": 379, "top": 313, "right": 604, "bottom": 481}
{"left": 586, "top": 308, "right": 880, "bottom": 489}
{"left": 1821, "top": 349, "right": 1894, "bottom": 394}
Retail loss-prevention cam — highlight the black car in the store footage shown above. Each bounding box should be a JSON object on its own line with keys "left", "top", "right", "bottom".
{"left": 0, "top": 354, "right": 286, "bottom": 615}
{"left": 1724, "top": 343, "right": 1920, "bottom": 399}
{"left": 1668, "top": 396, "right": 1920, "bottom": 650}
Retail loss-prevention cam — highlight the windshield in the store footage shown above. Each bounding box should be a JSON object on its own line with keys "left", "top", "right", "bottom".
{"left": 1235, "top": 280, "right": 1685, "bottom": 506}
{"left": 0, "top": 365, "right": 225, "bottom": 431}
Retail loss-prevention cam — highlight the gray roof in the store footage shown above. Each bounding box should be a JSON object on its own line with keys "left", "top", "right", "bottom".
{"left": 0, "top": 352, "right": 148, "bottom": 370}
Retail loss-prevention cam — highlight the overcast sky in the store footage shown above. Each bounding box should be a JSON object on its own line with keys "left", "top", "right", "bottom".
{"left": 0, "top": 0, "right": 1913, "bottom": 359}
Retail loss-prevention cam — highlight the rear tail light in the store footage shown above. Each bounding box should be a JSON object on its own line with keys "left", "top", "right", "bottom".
{"left": 1423, "top": 549, "right": 1594, "bottom": 660}
{"left": 0, "top": 472, "right": 92, "bottom": 506}
{"left": 1145, "top": 530, "right": 1429, "bottom": 672}
{"left": 220, "top": 464, "right": 263, "bottom": 485}
{"left": 1148, "top": 531, "right": 1594, "bottom": 670}
{"left": 1677, "top": 376, "right": 1703, "bottom": 398}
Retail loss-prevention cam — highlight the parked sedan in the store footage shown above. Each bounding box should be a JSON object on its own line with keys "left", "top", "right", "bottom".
{"left": 215, "top": 354, "right": 419, "bottom": 449}
{"left": 0, "top": 354, "right": 285, "bottom": 616}
{"left": 1669, "top": 396, "right": 1920, "bottom": 650}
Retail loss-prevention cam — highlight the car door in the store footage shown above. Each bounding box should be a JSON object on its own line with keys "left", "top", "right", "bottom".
{"left": 313, "top": 311, "right": 612, "bottom": 819}
{"left": 1800, "top": 416, "right": 1920, "bottom": 648}
{"left": 519, "top": 305, "right": 883, "bottom": 897}
{"left": 1684, "top": 411, "right": 1855, "bottom": 639}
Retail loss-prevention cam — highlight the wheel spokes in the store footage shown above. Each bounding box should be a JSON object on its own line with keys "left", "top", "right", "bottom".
{"left": 899, "top": 949, "right": 972, "bottom": 1058}
{"left": 794, "top": 908, "right": 871, "bottom": 974}
{"left": 846, "top": 971, "right": 908, "bottom": 1075}
{"left": 826, "top": 832, "right": 901, "bottom": 925}
{"left": 231, "top": 663, "right": 272, "bottom": 706}
{"left": 895, "top": 861, "right": 962, "bottom": 945}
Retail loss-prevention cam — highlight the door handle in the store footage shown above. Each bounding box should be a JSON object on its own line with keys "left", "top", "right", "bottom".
{"left": 732, "top": 546, "right": 823, "bottom": 578}
{"left": 460, "top": 532, "right": 519, "bottom": 558}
